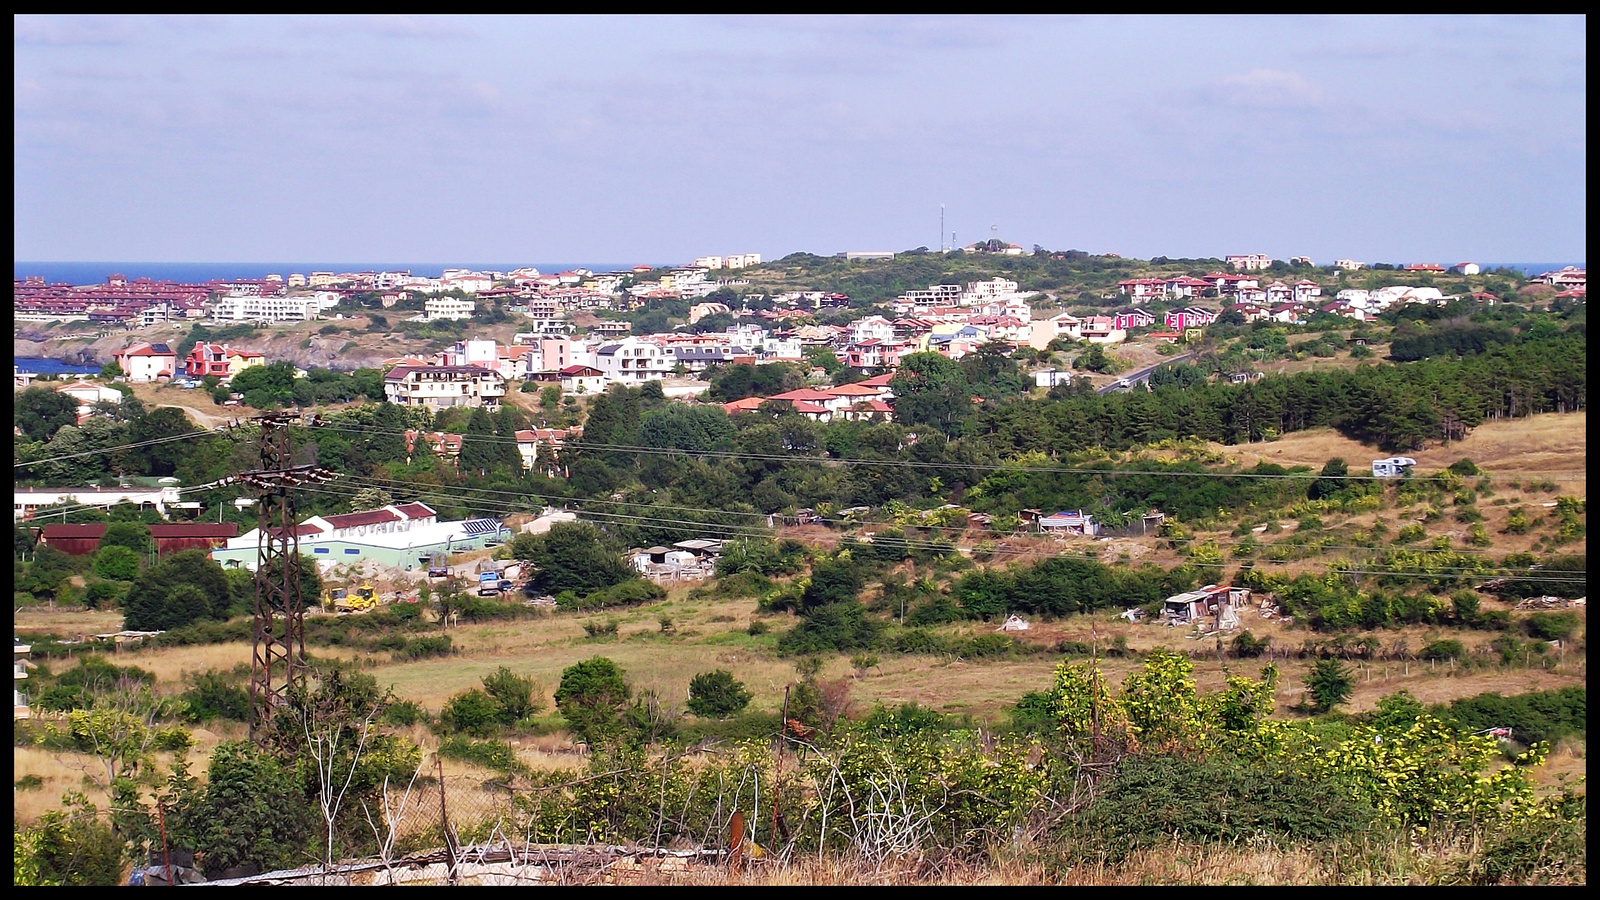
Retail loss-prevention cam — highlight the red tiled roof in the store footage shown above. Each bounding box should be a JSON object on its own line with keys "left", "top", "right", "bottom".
{"left": 393, "top": 502, "right": 435, "bottom": 519}
{"left": 322, "top": 509, "right": 402, "bottom": 529}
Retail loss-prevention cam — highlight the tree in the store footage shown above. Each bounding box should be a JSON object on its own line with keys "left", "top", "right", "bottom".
{"left": 13, "top": 793, "right": 125, "bottom": 886}
{"left": 512, "top": 522, "right": 636, "bottom": 596}
{"left": 686, "top": 670, "right": 753, "bottom": 719}
{"left": 100, "top": 521, "right": 154, "bottom": 556}
{"left": 122, "top": 548, "right": 233, "bottom": 631}
{"left": 1309, "top": 458, "right": 1349, "bottom": 502}
{"left": 1307, "top": 658, "right": 1355, "bottom": 712}
{"left": 91, "top": 545, "right": 142, "bottom": 581}
{"left": 190, "top": 742, "right": 312, "bottom": 876}
{"left": 554, "top": 656, "right": 631, "bottom": 743}
{"left": 889, "top": 352, "right": 973, "bottom": 437}
{"left": 15, "top": 386, "right": 80, "bottom": 442}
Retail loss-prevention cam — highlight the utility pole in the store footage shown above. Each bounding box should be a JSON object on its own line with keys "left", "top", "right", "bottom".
{"left": 240, "top": 412, "right": 338, "bottom": 744}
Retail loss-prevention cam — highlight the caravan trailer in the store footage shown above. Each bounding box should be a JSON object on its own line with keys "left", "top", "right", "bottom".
{"left": 1371, "top": 457, "right": 1417, "bottom": 478}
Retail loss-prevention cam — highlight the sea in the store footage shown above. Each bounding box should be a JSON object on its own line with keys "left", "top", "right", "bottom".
{"left": 13, "top": 261, "right": 648, "bottom": 286}
{"left": 14, "top": 357, "right": 101, "bottom": 376}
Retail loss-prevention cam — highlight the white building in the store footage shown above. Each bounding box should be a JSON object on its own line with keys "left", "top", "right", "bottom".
{"left": 692, "top": 256, "right": 723, "bottom": 270}
{"left": 1226, "top": 254, "right": 1273, "bottom": 271}
{"left": 594, "top": 338, "right": 672, "bottom": 383}
{"left": 16, "top": 485, "right": 182, "bottom": 520}
{"left": 383, "top": 365, "right": 505, "bottom": 409}
{"left": 1334, "top": 259, "right": 1365, "bottom": 271}
{"left": 56, "top": 380, "right": 125, "bottom": 418}
{"left": 724, "top": 254, "right": 761, "bottom": 269}
{"left": 114, "top": 343, "right": 178, "bottom": 382}
{"left": 211, "top": 295, "right": 321, "bottom": 322}
{"left": 425, "top": 297, "right": 476, "bottom": 321}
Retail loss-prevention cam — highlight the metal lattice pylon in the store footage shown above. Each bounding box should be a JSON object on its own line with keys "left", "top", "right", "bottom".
{"left": 242, "top": 412, "right": 338, "bottom": 743}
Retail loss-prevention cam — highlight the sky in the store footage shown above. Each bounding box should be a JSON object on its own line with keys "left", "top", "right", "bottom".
{"left": 14, "top": 14, "right": 1587, "bottom": 266}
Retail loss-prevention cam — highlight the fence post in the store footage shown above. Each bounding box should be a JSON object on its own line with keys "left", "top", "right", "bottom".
{"left": 438, "top": 756, "right": 458, "bottom": 886}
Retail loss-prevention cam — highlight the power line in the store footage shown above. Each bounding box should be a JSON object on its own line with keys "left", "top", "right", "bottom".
{"left": 13, "top": 428, "right": 220, "bottom": 468}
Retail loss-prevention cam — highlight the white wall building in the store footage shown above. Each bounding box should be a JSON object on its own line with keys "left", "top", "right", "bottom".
{"left": 383, "top": 365, "right": 505, "bottom": 409}
{"left": 211, "top": 295, "right": 321, "bottom": 322}
{"left": 594, "top": 338, "right": 672, "bottom": 383}
{"left": 425, "top": 297, "right": 476, "bottom": 321}
{"left": 16, "top": 486, "right": 182, "bottom": 520}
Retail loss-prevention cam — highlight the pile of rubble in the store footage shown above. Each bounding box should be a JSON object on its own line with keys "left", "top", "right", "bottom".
{"left": 1514, "top": 595, "right": 1586, "bottom": 610}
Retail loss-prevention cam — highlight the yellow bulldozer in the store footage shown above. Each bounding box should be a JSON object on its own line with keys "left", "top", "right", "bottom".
{"left": 324, "top": 582, "right": 379, "bottom": 613}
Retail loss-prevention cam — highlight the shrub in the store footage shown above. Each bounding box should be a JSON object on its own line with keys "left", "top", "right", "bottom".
{"left": 481, "top": 666, "right": 545, "bottom": 724}
{"left": 393, "top": 635, "right": 453, "bottom": 660}
{"left": 180, "top": 670, "right": 250, "bottom": 723}
{"left": 438, "top": 735, "right": 521, "bottom": 773}
{"left": 1307, "top": 658, "right": 1354, "bottom": 711}
{"left": 1439, "top": 686, "right": 1587, "bottom": 746}
{"left": 554, "top": 656, "right": 631, "bottom": 744}
{"left": 1068, "top": 755, "right": 1376, "bottom": 862}
{"left": 15, "top": 794, "right": 126, "bottom": 885}
{"left": 193, "top": 742, "right": 313, "bottom": 876}
{"left": 1231, "top": 629, "right": 1271, "bottom": 658}
{"left": 1524, "top": 611, "right": 1580, "bottom": 641}
{"left": 857, "top": 701, "right": 948, "bottom": 737}
{"left": 685, "top": 669, "right": 753, "bottom": 719}
{"left": 1420, "top": 639, "right": 1466, "bottom": 661}
{"left": 582, "top": 619, "right": 619, "bottom": 639}
{"left": 381, "top": 699, "right": 426, "bottom": 727}
{"left": 746, "top": 620, "right": 769, "bottom": 636}
{"left": 441, "top": 688, "right": 502, "bottom": 737}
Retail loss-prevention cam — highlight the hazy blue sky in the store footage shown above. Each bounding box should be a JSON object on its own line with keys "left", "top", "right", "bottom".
{"left": 14, "top": 14, "right": 1586, "bottom": 265}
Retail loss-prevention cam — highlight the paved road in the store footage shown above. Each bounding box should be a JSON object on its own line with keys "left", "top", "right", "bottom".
{"left": 1096, "top": 352, "right": 1194, "bottom": 394}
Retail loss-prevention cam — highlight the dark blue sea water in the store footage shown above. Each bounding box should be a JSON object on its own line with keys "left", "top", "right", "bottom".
{"left": 14, "top": 357, "right": 101, "bottom": 375}
{"left": 13, "top": 262, "right": 650, "bottom": 286}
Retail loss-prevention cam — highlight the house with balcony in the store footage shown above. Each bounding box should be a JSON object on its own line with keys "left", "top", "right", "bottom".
{"left": 1162, "top": 307, "right": 1218, "bottom": 330}
{"left": 1292, "top": 280, "right": 1323, "bottom": 303}
{"left": 383, "top": 365, "right": 505, "bottom": 410}
{"left": 595, "top": 338, "right": 672, "bottom": 383}
{"left": 1078, "top": 316, "right": 1126, "bottom": 344}
{"left": 185, "top": 343, "right": 266, "bottom": 380}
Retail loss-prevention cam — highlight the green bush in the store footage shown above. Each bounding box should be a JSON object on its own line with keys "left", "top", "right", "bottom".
{"left": 554, "top": 656, "right": 631, "bottom": 744}
{"left": 1067, "top": 755, "right": 1376, "bottom": 862}
{"left": 190, "top": 742, "right": 313, "bottom": 876}
{"left": 1420, "top": 639, "right": 1466, "bottom": 660}
{"left": 1523, "top": 611, "right": 1580, "bottom": 641}
{"left": 1231, "top": 630, "right": 1271, "bottom": 658}
{"left": 481, "top": 666, "right": 545, "bottom": 724}
{"left": 180, "top": 670, "right": 250, "bottom": 723}
{"left": 438, "top": 735, "right": 521, "bottom": 773}
{"left": 15, "top": 794, "right": 126, "bottom": 885}
{"left": 686, "top": 670, "right": 753, "bottom": 719}
{"left": 441, "top": 688, "right": 502, "bottom": 737}
{"left": 381, "top": 699, "right": 427, "bottom": 727}
{"left": 1439, "top": 687, "right": 1587, "bottom": 746}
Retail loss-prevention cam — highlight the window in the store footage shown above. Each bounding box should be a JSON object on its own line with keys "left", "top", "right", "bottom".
{"left": 344, "top": 548, "right": 360, "bottom": 555}
{"left": 314, "top": 547, "right": 329, "bottom": 554}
